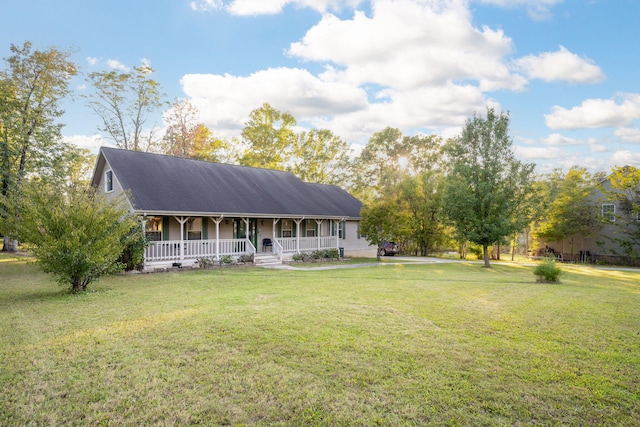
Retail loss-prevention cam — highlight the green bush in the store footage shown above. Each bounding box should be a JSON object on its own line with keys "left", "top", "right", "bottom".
{"left": 219, "top": 255, "right": 233, "bottom": 265}
{"left": 534, "top": 258, "right": 562, "bottom": 283}
{"left": 326, "top": 248, "right": 340, "bottom": 259}
{"left": 197, "top": 257, "right": 215, "bottom": 268}
{"left": 238, "top": 253, "right": 254, "bottom": 263}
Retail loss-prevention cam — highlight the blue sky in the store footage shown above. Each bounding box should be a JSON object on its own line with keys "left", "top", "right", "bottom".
{"left": 2, "top": 0, "right": 639, "bottom": 173}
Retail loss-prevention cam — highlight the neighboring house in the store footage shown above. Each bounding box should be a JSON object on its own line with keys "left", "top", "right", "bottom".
{"left": 91, "top": 147, "right": 375, "bottom": 269}
{"left": 538, "top": 173, "right": 640, "bottom": 265}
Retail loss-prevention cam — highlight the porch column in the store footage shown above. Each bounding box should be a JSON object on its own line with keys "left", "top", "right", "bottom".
{"left": 242, "top": 217, "right": 251, "bottom": 252}
{"left": 212, "top": 216, "right": 223, "bottom": 261}
{"left": 294, "top": 218, "right": 303, "bottom": 253}
{"left": 315, "top": 219, "right": 323, "bottom": 250}
{"left": 174, "top": 216, "right": 188, "bottom": 261}
{"left": 335, "top": 219, "right": 339, "bottom": 250}
{"left": 141, "top": 216, "right": 147, "bottom": 270}
{"left": 273, "top": 218, "right": 279, "bottom": 242}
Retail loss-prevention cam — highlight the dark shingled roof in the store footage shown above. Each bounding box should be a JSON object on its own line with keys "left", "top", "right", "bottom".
{"left": 93, "top": 147, "right": 361, "bottom": 219}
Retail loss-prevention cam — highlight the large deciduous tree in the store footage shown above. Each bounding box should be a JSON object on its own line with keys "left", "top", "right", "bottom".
{"left": 397, "top": 172, "right": 448, "bottom": 256}
{"left": 0, "top": 41, "right": 77, "bottom": 251}
{"left": 162, "top": 99, "right": 230, "bottom": 162}
{"left": 442, "top": 108, "right": 536, "bottom": 268}
{"left": 291, "top": 128, "right": 353, "bottom": 186}
{"left": 86, "top": 65, "right": 165, "bottom": 151}
{"left": 240, "top": 103, "right": 296, "bottom": 170}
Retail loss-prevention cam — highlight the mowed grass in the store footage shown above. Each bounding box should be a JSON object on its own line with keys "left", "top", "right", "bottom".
{"left": 1, "top": 254, "right": 639, "bottom": 426}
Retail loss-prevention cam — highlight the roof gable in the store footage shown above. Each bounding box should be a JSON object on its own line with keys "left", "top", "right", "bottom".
{"left": 94, "top": 147, "right": 361, "bottom": 219}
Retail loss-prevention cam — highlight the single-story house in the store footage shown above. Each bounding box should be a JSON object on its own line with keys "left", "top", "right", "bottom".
{"left": 91, "top": 147, "right": 375, "bottom": 269}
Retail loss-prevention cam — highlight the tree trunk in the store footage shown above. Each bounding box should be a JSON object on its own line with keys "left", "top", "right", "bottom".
{"left": 482, "top": 245, "right": 491, "bottom": 268}
{"left": 3, "top": 236, "right": 18, "bottom": 252}
{"left": 483, "top": 245, "right": 491, "bottom": 268}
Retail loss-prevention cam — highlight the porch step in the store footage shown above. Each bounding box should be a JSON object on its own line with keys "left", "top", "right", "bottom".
{"left": 254, "top": 253, "right": 282, "bottom": 266}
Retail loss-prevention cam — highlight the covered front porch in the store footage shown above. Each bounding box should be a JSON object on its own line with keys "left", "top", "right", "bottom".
{"left": 142, "top": 215, "right": 345, "bottom": 268}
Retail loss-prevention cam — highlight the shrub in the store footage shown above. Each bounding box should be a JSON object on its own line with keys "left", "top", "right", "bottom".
{"left": 219, "top": 255, "right": 234, "bottom": 265}
{"left": 292, "top": 252, "right": 304, "bottom": 261}
{"left": 238, "top": 253, "right": 254, "bottom": 263}
{"left": 326, "top": 248, "right": 340, "bottom": 259}
{"left": 15, "top": 184, "right": 139, "bottom": 292}
{"left": 534, "top": 258, "right": 562, "bottom": 283}
{"left": 197, "top": 257, "right": 215, "bottom": 268}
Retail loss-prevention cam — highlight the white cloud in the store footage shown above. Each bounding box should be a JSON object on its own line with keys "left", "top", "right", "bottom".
{"left": 514, "top": 46, "right": 604, "bottom": 84}
{"left": 107, "top": 59, "right": 130, "bottom": 72}
{"left": 86, "top": 56, "right": 99, "bottom": 66}
{"left": 477, "top": 0, "right": 565, "bottom": 21}
{"left": 545, "top": 93, "right": 640, "bottom": 130}
{"left": 190, "top": 0, "right": 223, "bottom": 11}
{"left": 615, "top": 127, "right": 640, "bottom": 143}
{"left": 180, "top": 67, "right": 369, "bottom": 136}
{"left": 189, "top": 0, "right": 362, "bottom": 14}
{"left": 289, "top": 0, "right": 525, "bottom": 92}
{"left": 513, "top": 145, "right": 565, "bottom": 161}
{"left": 64, "top": 134, "right": 108, "bottom": 152}
{"left": 611, "top": 150, "right": 640, "bottom": 167}
{"left": 539, "top": 133, "right": 584, "bottom": 146}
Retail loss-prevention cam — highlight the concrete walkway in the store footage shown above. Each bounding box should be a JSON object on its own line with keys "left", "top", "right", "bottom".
{"left": 262, "top": 256, "right": 457, "bottom": 271}
{"left": 263, "top": 256, "right": 640, "bottom": 272}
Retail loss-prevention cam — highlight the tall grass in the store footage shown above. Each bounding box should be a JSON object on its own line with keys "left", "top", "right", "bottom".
{"left": 1, "top": 254, "right": 639, "bottom": 425}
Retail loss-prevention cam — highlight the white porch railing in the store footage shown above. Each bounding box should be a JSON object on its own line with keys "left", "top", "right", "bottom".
{"left": 145, "top": 236, "right": 336, "bottom": 263}
{"left": 145, "top": 238, "right": 254, "bottom": 262}
{"left": 278, "top": 236, "right": 337, "bottom": 253}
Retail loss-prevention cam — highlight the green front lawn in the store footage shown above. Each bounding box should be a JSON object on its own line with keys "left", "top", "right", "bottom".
{"left": 1, "top": 254, "right": 639, "bottom": 426}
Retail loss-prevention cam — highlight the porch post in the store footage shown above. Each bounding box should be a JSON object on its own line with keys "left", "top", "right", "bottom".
{"left": 335, "top": 219, "right": 339, "bottom": 250}
{"left": 242, "top": 217, "right": 250, "bottom": 253}
{"left": 315, "top": 219, "right": 323, "bottom": 250}
{"left": 294, "top": 218, "right": 303, "bottom": 253}
{"left": 175, "top": 216, "right": 188, "bottom": 262}
{"left": 212, "top": 216, "right": 223, "bottom": 261}
{"left": 141, "top": 216, "right": 147, "bottom": 270}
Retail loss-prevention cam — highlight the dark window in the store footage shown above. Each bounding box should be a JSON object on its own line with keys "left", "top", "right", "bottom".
{"left": 105, "top": 170, "right": 113, "bottom": 192}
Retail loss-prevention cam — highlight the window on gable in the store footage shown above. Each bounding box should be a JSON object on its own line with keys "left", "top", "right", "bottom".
{"left": 602, "top": 204, "right": 615, "bottom": 221}
{"left": 105, "top": 170, "right": 113, "bottom": 192}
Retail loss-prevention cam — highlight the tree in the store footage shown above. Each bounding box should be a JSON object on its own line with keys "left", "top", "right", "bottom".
{"left": 13, "top": 182, "right": 141, "bottom": 292}
{"left": 291, "top": 128, "right": 353, "bottom": 185}
{"left": 534, "top": 167, "right": 602, "bottom": 257}
{"left": 162, "top": 99, "right": 229, "bottom": 162}
{"left": 359, "top": 200, "right": 401, "bottom": 260}
{"left": 240, "top": 103, "right": 296, "bottom": 170}
{"left": 0, "top": 41, "right": 77, "bottom": 251}
{"left": 86, "top": 65, "right": 165, "bottom": 151}
{"left": 353, "top": 127, "right": 406, "bottom": 201}
{"left": 442, "top": 108, "right": 536, "bottom": 268}
{"left": 353, "top": 128, "right": 445, "bottom": 202}
{"left": 397, "top": 172, "right": 448, "bottom": 256}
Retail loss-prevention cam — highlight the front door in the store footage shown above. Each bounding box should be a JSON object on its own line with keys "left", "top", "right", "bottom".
{"left": 235, "top": 219, "right": 258, "bottom": 250}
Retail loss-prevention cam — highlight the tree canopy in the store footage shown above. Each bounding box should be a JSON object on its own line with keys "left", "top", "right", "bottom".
{"left": 0, "top": 41, "right": 78, "bottom": 251}
{"left": 442, "top": 108, "right": 536, "bottom": 267}
{"left": 86, "top": 65, "right": 166, "bottom": 151}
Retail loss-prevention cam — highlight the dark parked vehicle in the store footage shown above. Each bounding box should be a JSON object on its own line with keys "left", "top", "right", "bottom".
{"left": 378, "top": 241, "right": 399, "bottom": 256}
